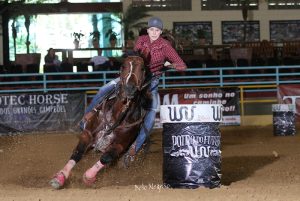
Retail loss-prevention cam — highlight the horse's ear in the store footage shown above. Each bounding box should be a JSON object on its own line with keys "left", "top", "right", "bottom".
{"left": 138, "top": 48, "right": 151, "bottom": 66}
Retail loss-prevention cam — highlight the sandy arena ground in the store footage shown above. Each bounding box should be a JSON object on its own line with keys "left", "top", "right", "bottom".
{"left": 0, "top": 125, "right": 300, "bottom": 201}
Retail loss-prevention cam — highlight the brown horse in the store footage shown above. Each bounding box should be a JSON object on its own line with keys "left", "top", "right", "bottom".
{"left": 50, "top": 55, "right": 151, "bottom": 189}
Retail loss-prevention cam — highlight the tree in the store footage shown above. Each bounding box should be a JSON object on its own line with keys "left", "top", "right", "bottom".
{"left": 5, "top": 0, "right": 48, "bottom": 54}
{"left": 102, "top": 3, "right": 151, "bottom": 42}
{"left": 24, "top": 14, "right": 31, "bottom": 53}
{"left": 11, "top": 18, "right": 17, "bottom": 56}
{"left": 90, "top": 14, "right": 100, "bottom": 48}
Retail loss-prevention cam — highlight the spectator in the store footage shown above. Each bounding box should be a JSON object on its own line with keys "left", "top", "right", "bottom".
{"left": 44, "top": 48, "right": 61, "bottom": 72}
{"left": 90, "top": 50, "right": 113, "bottom": 71}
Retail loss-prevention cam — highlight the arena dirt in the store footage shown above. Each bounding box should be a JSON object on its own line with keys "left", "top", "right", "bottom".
{"left": 0, "top": 125, "right": 300, "bottom": 201}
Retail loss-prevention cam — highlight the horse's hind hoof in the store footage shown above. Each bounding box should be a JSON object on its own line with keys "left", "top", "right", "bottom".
{"left": 49, "top": 172, "right": 66, "bottom": 189}
{"left": 82, "top": 173, "right": 96, "bottom": 186}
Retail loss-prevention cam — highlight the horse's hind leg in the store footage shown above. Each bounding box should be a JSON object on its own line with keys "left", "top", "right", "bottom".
{"left": 82, "top": 146, "right": 121, "bottom": 186}
{"left": 50, "top": 131, "right": 92, "bottom": 189}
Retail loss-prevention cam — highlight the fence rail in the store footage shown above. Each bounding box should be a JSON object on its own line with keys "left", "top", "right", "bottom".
{"left": 3, "top": 65, "right": 299, "bottom": 124}
{"left": 1, "top": 65, "right": 300, "bottom": 94}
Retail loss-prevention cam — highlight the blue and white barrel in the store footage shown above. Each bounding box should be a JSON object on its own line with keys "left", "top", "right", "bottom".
{"left": 272, "top": 104, "right": 296, "bottom": 136}
{"left": 160, "top": 104, "right": 223, "bottom": 189}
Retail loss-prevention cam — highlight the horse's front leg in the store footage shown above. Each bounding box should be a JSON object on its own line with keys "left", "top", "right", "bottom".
{"left": 82, "top": 145, "right": 123, "bottom": 186}
{"left": 50, "top": 130, "right": 92, "bottom": 189}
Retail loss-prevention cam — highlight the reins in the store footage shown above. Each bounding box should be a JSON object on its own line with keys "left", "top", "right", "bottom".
{"left": 85, "top": 56, "right": 155, "bottom": 138}
{"left": 100, "top": 57, "right": 149, "bottom": 134}
{"left": 101, "top": 97, "right": 131, "bottom": 134}
{"left": 121, "top": 60, "right": 144, "bottom": 91}
{"left": 100, "top": 86, "right": 148, "bottom": 134}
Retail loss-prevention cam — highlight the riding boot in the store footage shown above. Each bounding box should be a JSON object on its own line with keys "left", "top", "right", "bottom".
{"left": 122, "top": 138, "right": 151, "bottom": 168}
{"left": 120, "top": 143, "right": 136, "bottom": 168}
{"left": 128, "top": 143, "right": 136, "bottom": 156}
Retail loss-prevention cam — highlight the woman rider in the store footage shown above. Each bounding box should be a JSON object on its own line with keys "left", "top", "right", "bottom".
{"left": 82, "top": 16, "right": 187, "bottom": 160}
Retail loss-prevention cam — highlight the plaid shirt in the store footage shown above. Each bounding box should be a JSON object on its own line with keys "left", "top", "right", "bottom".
{"left": 134, "top": 35, "right": 186, "bottom": 74}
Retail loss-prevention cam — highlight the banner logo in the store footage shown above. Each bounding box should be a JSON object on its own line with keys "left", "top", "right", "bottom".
{"left": 167, "top": 105, "right": 196, "bottom": 122}
{"left": 212, "top": 105, "right": 222, "bottom": 121}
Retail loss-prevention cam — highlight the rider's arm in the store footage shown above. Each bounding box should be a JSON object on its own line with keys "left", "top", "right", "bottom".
{"left": 163, "top": 43, "right": 187, "bottom": 71}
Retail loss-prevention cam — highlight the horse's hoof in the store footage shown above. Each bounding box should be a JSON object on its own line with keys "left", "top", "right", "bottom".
{"left": 49, "top": 172, "right": 66, "bottom": 189}
{"left": 122, "top": 153, "right": 135, "bottom": 169}
{"left": 82, "top": 173, "right": 96, "bottom": 186}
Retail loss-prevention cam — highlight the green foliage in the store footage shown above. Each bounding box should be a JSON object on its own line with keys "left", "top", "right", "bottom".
{"left": 90, "top": 31, "right": 100, "bottom": 41}
{"left": 102, "top": 3, "right": 151, "bottom": 40}
{"left": 7, "top": 0, "right": 48, "bottom": 53}
{"left": 73, "top": 32, "right": 84, "bottom": 41}
{"left": 105, "top": 29, "right": 118, "bottom": 41}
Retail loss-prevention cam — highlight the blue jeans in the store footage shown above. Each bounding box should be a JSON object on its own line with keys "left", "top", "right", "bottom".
{"left": 133, "top": 78, "right": 159, "bottom": 152}
{"left": 82, "top": 77, "right": 159, "bottom": 154}
{"left": 84, "top": 77, "right": 120, "bottom": 114}
{"left": 80, "top": 78, "right": 120, "bottom": 129}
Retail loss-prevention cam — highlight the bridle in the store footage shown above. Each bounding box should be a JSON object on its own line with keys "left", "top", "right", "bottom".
{"left": 101, "top": 56, "right": 147, "bottom": 133}
{"left": 83, "top": 56, "right": 151, "bottom": 149}
{"left": 120, "top": 56, "right": 145, "bottom": 92}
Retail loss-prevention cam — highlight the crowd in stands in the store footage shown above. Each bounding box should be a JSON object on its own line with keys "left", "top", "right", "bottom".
{"left": 43, "top": 48, "right": 120, "bottom": 74}
{"left": 1, "top": 40, "right": 300, "bottom": 86}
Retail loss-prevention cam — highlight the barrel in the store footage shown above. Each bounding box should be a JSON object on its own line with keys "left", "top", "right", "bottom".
{"left": 272, "top": 104, "right": 296, "bottom": 136}
{"left": 160, "top": 104, "right": 223, "bottom": 189}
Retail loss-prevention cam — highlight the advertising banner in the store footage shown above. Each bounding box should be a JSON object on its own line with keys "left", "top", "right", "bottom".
{"left": 278, "top": 84, "right": 300, "bottom": 121}
{"left": 156, "top": 87, "right": 240, "bottom": 127}
{"left": 0, "top": 93, "right": 85, "bottom": 134}
{"left": 160, "top": 104, "right": 223, "bottom": 123}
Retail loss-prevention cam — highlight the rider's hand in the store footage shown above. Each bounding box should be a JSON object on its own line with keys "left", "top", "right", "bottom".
{"left": 175, "top": 64, "right": 187, "bottom": 71}
{"left": 167, "top": 64, "right": 187, "bottom": 71}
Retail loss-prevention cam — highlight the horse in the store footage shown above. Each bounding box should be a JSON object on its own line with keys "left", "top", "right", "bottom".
{"left": 49, "top": 55, "right": 152, "bottom": 189}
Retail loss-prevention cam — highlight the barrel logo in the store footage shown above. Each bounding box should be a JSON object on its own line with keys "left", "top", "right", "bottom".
{"left": 160, "top": 104, "right": 223, "bottom": 123}
{"left": 167, "top": 105, "right": 196, "bottom": 121}
{"left": 212, "top": 105, "right": 222, "bottom": 121}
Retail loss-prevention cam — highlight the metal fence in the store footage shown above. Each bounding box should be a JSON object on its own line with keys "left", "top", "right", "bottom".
{"left": 1, "top": 65, "right": 300, "bottom": 94}
{"left": 2, "top": 65, "right": 300, "bottom": 120}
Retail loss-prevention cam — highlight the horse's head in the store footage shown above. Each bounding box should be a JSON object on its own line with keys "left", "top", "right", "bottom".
{"left": 120, "top": 56, "right": 146, "bottom": 99}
